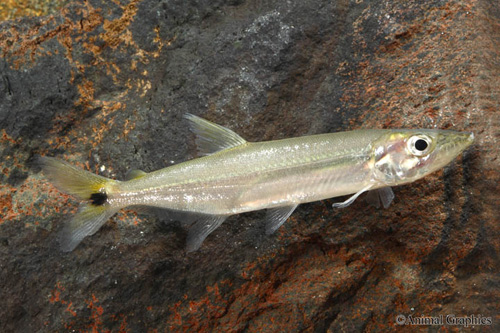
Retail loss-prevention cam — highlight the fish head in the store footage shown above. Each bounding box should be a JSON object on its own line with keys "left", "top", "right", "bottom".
{"left": 372, "top": 129, "right": 474, "bottom": 186}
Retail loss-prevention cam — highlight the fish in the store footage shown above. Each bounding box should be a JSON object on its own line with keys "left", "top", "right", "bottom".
{"left": 39, "top": 114, "right": 474, "bottom": 252}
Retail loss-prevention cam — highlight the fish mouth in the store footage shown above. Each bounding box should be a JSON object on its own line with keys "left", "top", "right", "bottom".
{"left": 432, "top": 131, "right": 474, "bottom": 170}
{"left": 460, "top": 131, "right": 475, "bottom": 146}
{"left": 440, "top": 131, "right": 474, "bottom": 153}
{"left": 457, "top": 131, "right": 475, "bottom": 151}
{"left": 467, "top": 132, "right": 475, "bottom": 144}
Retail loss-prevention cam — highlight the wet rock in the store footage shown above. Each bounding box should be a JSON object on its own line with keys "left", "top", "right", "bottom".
{"left": 0, "top": 0, "right": 498, "bottom": 331}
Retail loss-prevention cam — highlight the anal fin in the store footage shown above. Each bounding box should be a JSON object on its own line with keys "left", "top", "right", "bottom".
{"left": 265, "top": 205, "right": 298, "bottom": 235}
{"left": 186, "top": 215, "right": 228, "bottom": 252}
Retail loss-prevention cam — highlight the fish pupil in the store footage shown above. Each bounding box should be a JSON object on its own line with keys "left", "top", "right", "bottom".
{"left": 90, "top": 192, "right": 107, "bottom": 206}
{"left": 415, "top": 139, "right": 428, "bottom": 151}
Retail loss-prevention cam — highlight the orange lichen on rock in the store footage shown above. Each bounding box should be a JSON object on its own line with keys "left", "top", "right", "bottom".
{"left": 166, "top": 244, "right": 377, "bottom": 331}
{"left": 0, "top": 186, "right": 16, "bottom": 223}
{"left": 100, "top": 0, "right": 139, "bottom": 49}
{"left": 0, "top": 0, "right": 68, "bottom": 21}
{"left": 86, "top": 294, "right": 104, "bottom": 332}
{"left": 168, "top": 280, "right": 234, "bottom": 331}
{"left": 1, "top": 129, "right": 17, "bottom": 145}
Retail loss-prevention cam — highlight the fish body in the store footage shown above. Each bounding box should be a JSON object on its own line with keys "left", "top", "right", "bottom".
{"left": 39, "top": 115, "right": 474, "bottom": 252}
{"left": 115, "top": 130, "right": 383, "bottom": 214}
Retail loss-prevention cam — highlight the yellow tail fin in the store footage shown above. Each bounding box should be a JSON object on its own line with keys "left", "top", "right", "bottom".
{"left": 38, "top": 157, "right": 119, "bottom": 251}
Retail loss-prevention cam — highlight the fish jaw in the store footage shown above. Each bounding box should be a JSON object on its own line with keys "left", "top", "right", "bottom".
{"left": 425, "top": 130, "right": 474, "bottom": 173}
{"left": 371, "top": 130, "right": 474, "bottom": 186}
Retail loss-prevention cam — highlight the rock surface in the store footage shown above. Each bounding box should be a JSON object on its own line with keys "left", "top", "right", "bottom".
{"left": 0, "top": 0, "right": 499, "bottom": 331}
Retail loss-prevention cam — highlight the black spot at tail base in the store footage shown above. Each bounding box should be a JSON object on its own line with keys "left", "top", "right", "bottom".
{"left": 90, "top": 192, "right": 108, "bottom": 206}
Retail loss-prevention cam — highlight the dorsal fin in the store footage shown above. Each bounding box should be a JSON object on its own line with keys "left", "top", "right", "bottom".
{"left": 125, "top": 169, "right": 147, "bottom": 181}
{"left": 184, "top": 113, "right": 247, "bottom": 155}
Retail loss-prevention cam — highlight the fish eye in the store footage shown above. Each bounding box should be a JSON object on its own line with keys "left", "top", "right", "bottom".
{"left": 407, "top": 135, "right": 432, "bottom": 156}
{"left": 415, "top": 139, "right": 428, "bottom": 151}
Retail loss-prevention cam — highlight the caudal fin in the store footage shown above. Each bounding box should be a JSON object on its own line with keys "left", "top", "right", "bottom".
{"left": 38, "top": 156, "right": 119, "bottom": 251}
{"left": 59, "top": 203, "right": 118, "bottom": 251}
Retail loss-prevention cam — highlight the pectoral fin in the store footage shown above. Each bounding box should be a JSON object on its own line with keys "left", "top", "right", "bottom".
{"left": 186, "top": 215, "right": 228, "bottom": 252}
{"left": 332, "top": 185, "right": 373, "bottom": 209}
{"left": 365, "top": 187, "right": 395, "bottom": 209}
{"left": 184, "top": 113, "right": 247, "bottom": 155}
{"left": 264, "top": 205, "right": 298, "bottom": 235}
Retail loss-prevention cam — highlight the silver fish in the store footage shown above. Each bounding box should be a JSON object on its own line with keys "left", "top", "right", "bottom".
{"left": 39, "top": 114, "right": 474, "bottom": 252}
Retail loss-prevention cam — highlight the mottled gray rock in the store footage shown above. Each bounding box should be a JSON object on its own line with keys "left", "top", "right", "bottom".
{"left": 0, "top": 0, "right": 498, "bottom": 331}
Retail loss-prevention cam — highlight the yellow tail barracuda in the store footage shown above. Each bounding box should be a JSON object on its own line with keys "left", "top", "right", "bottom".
{"left": 39, "top": 114, "right": 474, "bottom": 252}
